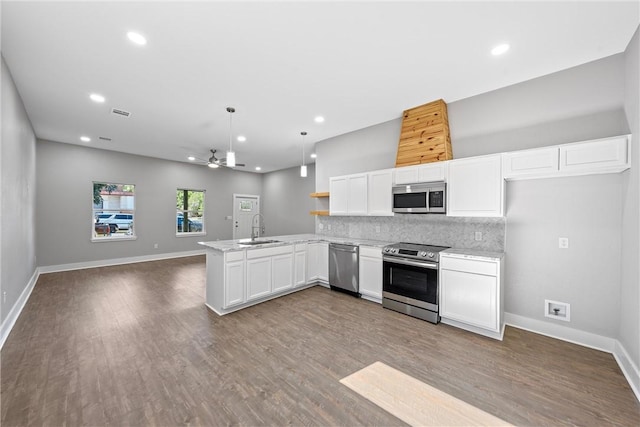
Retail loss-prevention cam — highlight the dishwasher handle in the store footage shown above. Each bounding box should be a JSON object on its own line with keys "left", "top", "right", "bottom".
{"left": 329, "top": 243, "right": 358, "bottom": 253}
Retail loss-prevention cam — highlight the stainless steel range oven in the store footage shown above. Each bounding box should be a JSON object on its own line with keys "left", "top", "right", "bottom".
{"left": 382, "top": 242, "right": 450, "bottom": 324}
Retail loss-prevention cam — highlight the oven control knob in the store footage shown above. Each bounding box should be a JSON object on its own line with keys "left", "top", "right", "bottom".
{"left": 419, "top": 251, "right": 428, "bottom": 257}
{"left": 384, "top": 248, "right": 390, "bottom": 253}
{"left": 392, "top": 248, "right": 398, "bottom": 254}
{"left": 427, "top": 252, "right": 435, "bottom": 258}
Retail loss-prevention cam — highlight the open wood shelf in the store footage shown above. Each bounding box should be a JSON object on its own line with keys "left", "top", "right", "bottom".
{"left": 310, "top": 210, "right": 329, "bottom": 216}
{"left": 310, "top": 192, "right": 330, "bottom": 198}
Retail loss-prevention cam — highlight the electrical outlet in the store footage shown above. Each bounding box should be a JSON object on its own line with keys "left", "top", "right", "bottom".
{"left": 154, "top": 243, "right": 159, "bottom": 249}
{"left": 474, "top": 231, "right": 482, "bottom": 241}
{"left": 3, "top": 292, "right": 6, "bottom": 304}
{"left": 318, "top": 223, "right": 324, "bottom": 230}
{"left": 375, "top": 225, "right": 381, "bottom": 233}
{"left": 559, "top": 237, "right": 569, "bottom": 249}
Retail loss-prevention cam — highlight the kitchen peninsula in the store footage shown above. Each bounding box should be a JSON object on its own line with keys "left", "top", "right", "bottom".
{"left": 199, "top": 234, "right": 389, "bottom": 315}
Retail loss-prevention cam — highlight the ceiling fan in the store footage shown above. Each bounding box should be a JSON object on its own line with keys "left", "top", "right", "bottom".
{"left": 190, "top": 107, "right": 245, "bottom": 169}
{"left": 205, "top": 149, "right": 245, "bottom": 169}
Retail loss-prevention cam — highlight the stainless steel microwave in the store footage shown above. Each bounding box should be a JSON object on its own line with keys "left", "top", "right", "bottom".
{"left": 392, "top": 182, "right": 446, "bottom": 214}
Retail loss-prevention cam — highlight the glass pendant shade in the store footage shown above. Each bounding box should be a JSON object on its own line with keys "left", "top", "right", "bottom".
{"left": 226, "top": 151, "right": 236, "bottom": 167}
{"left": 300, "top": 164, "right": 307, "bottom": 177}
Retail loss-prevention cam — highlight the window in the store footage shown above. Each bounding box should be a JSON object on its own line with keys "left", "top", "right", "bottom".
{"left": 176, "top": 189, "right": 205, "bottom": 235}
{"left": 92, "top": 182, "right": 135, "bottom": 241}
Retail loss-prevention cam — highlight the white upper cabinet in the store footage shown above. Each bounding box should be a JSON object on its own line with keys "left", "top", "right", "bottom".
{"left": 330, "top": 174, "right": 367, "bottom": 216}
{"left": 502, "top": 147, "right": 559, "bottom": 179}
{"left": 503, "top": 135, "right": 630, "bottom": 181}
{"left": 559, "top": 135, "right": 630, "bottom": 175}
{"left": 394, "top": 162, "right": 448, "bottom": 185}
{"left": 447, "top": 154, "right": 504, "bottom": 217}
{"left": 367, "top": 169, "right": 394, "bottom": 216}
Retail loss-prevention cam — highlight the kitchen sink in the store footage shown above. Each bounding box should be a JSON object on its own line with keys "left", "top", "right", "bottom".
{"left": 237, "top": 239, "right": 281, "bottom": 246}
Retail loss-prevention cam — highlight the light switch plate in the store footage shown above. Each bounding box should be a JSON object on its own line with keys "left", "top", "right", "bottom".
{"left": 559, "top": 237, "right": 569, "bottom": 249}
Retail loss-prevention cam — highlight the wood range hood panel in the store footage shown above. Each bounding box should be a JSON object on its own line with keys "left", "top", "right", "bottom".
{"left": 395, "top": 99, "right": 453, "bottom": 167}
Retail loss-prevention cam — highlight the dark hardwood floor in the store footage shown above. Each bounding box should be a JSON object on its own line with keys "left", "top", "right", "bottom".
{"left": 1, "top": 255, "right": 638, "bottom": 426}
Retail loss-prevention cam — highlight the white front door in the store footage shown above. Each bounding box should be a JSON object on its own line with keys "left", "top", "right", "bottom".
{"left": 232, "top": 194, "right": 260, "bottom": 239}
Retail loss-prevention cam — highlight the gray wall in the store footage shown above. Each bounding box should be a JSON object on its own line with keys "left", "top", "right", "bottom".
{"left": 36, "top": 140, "right": 263, "bottom": 267}
{"left": 1, "top": 56, "right": 37, "bottom": 324}
{"left": 620, "top": 27, "right": 639, "bottom": 369}
{"left": 314, "top": 49, "right": 635, "bottom": 341}
{"left": 261, "top": 164, "right": 316, "bottom": 237}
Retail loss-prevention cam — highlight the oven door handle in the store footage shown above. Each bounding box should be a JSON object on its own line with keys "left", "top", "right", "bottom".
{"left": 383, "top": 256, "right": 438, "bottom": 269}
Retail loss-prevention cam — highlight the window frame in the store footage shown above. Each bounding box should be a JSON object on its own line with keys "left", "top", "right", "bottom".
{"left": 91, "top": 181, "right": 137, "bottom": 242}
{"left": 176, "top": 188, "right": 206, "bottom": 237}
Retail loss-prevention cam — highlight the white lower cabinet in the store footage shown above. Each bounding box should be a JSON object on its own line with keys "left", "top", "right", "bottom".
{"left": 358, "top": 246, "right": 382, "bottom": 302}
{"left": 307, "top": 242, "right": 319, "bottom": 282}
{"left": 272, "top": 253, "right": 294, "bottom": 293}
{"left": 294, "top": 244, "right": 307, "bottom": 287}
{"left": 224, "top": 257, "right": 245, "bottom": 308}
{"left": 439, "top": 253, "right": 504, "bottom": 340}
{"left": 246, "top": 257, "right": 272, "bottom": 301}
{"left": 317, "top": 242, "right": 329, "bottom": 282}
{"left": 245, "top": 245, "right": 294, "bottom": 301}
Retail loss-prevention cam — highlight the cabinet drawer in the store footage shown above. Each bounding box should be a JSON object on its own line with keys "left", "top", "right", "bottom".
{"left": 226, "top": 251, "right": 245, "bottom": 262}
{"left": 246, "top": 245, "right": 293, "bottom": 259}
{"left": 440, "top": 256, "right": 497, "bottom": 276}
{"left": 359, "top": 246, "right": 381, "bottom": 258}
{"left": 295, "top": 243, "right": 307, "bottom": 252}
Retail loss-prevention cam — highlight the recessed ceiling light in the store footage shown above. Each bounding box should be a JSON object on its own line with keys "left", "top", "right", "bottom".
{"left": 237, "top": 135, "right": 247, "bottom": 142}
{"left": 89, "top": 93, "right": 105, "bottom": 103}
{"left": 187, "top": 156, "right": 196, "bottom": 161}
{"left": 314, "top": 116, "right": 325, "bottom": 123}
{"left": 310, "top": 153, "right": 317, "bottom": 159}
{"left": 80, "top": 136, "right": 91, "bottom": 142}
{"left": 491, "top": 43, "right": 510, "bottom": 56}
{"left": 127, "top": 31, "right": 147, "bottom": 46}
{"left": 255, "top": 166, "right": 261, "bottom": 171}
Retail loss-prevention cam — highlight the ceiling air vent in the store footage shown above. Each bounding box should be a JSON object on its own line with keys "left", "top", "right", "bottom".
{"left": 111, "top": 108, "right": 131, "bottom": 118}
{"left": 98, "top": 136, "right": 112, "bottom": 142}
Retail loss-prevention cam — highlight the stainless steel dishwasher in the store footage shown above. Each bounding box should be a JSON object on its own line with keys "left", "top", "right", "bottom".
{"left": 329, "top": 243, "right": 360, "bottom": 296}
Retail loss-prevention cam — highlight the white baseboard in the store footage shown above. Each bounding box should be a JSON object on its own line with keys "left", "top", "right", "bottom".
{"left": 0, "top": 268, "right": 39, "bottom": 350}
{"left": 38, "top": 249, "right": 206, "bottom": 274}
{"left": 613, "top": 340, "right": 640, "bottom": 402}
{"left": 505, "top": 312, "right": 639, "bottom": 402}
{"left": 504, "top": 312, "right": 615, "bottom": 352}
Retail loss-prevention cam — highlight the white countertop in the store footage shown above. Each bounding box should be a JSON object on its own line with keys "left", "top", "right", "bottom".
{"left": 198, "top": 234, "right": 392, "bottom": 252}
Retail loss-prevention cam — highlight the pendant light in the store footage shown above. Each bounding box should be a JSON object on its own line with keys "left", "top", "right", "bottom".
{"left": 226, "top": 107, "right": 236, "bottom": 167}
{"left": 300, "top": 131, "right": 308, "bottom": 177}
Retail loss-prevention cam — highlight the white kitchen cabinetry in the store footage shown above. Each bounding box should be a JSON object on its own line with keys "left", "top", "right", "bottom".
{"left": 245, "top": 245, "right": 294, "bottom": 301}
{"left": 272, "top": 253, "right": 294, "bottom": 293}
{"left": 224, "top": 251, "right": 246, "bottom": 308}
{"left": 306, "top": 241, "right": 329, "bottom": 284}
{"left": 502, "top": 147, "right": 559, "bottom": 179}
{"left": 503, "top": 135, "right": 631, "bottom": 181}
{"left": 394, "top": 162, "right": 448, "bottom": 185}
{"left": 294, "top": 244, "right": 307, "bottom": 287}
{"left": 330, "top": 174, "right": 367, "bottom": 216}
{"left": 440, "top": 252, "right": 504, "bottom": 340}
{"left": 559, "top": 135, "right": 630, "bottom": 175}
{"left": 367, "top": 169, "right": 394, "bottom": 216}
{"left": 358, "top": 246, "right": 383, "bottom": 302}
{"left": 317, "top": 242, "right": 329, "bottom": 283}
{"left": 447, "top": 154, "right": 504, "bottom": 217}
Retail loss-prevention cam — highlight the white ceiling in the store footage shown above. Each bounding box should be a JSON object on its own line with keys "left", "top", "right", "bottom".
{"left": 2, "top": 1, "right": 638, "bottom": 173}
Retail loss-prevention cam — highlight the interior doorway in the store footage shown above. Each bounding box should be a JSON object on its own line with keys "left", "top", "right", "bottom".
{"left": 232, "top": 194, "right": 260, "bottom": 239}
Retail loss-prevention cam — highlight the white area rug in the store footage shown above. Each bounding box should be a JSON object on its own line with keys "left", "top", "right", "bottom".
{"left": 340, "top": 361, "right": 512, "bottom": 427}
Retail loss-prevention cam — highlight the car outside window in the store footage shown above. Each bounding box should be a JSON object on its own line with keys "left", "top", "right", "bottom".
{"left": 177, "top": 189, "right": 205, "bottom": 235}
{"left": 92, "top": 182, "right": 136, "bottom": 241}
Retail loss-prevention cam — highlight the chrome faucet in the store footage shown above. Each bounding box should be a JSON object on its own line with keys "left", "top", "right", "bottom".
{"left": 251, "top": 214, "right": 265, "bottom": 240}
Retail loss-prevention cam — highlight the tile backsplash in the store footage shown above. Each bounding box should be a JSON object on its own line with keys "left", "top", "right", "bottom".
{"left": 317, "top": 215, "right": 505, "bottom": 252}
